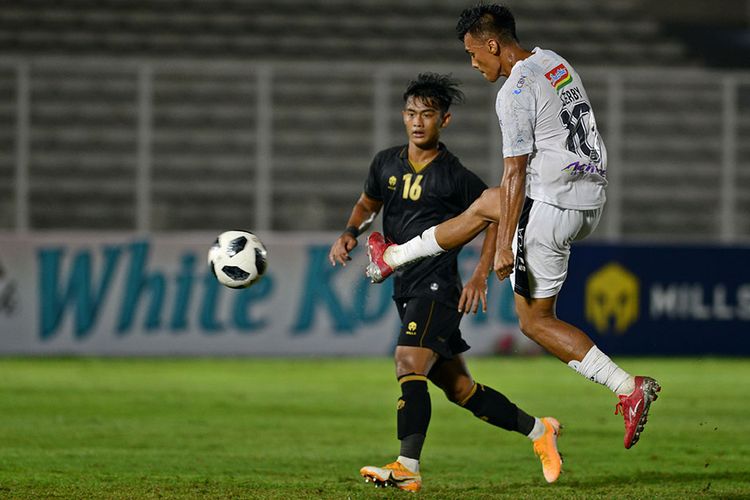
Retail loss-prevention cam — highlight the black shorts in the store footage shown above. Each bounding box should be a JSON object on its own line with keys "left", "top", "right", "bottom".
{"left": 395, "top": 297, "right": 470, "bottom": 359}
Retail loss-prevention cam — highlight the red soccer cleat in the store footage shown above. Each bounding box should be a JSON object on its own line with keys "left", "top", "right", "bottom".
{"left": 365, "top": 232, "right": 395, "bottom": 283}
{"left": 615, "top": 375, "right": 661, "bottom": 449}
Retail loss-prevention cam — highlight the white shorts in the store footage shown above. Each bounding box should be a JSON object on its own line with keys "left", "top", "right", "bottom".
{"left": 510, "top": 197, "right": 602, "bottom": 299}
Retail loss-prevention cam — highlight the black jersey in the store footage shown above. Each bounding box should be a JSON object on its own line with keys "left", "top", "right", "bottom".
{"left": 364, "top": 144, "right": 488, "bottom": 308}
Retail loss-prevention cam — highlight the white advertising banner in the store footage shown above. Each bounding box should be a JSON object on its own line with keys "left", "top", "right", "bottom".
{"left": 0, "top": 232, "right": 525, "bottom": 356}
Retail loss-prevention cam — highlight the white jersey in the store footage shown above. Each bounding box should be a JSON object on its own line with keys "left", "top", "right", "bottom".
{"left": 496, "top": 47, "right": 607, "bottom": 209}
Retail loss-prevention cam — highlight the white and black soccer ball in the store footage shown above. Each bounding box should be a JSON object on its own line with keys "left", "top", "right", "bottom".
{"left": 208, "top": 230, "right": 268, "bottom": 289}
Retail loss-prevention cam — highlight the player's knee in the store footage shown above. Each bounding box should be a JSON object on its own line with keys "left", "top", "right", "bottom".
{"left": 518, "top": 316, "right": 546, "bottom": 340}
{"left": 470, "top": 187, "right": 501, "bottom": 221}
{"left": 394, "top": 346, "right": 438, "bottom": 378}
{"left": 517, "top": 314, "right": 534, "bottom": 337}
{"left": 394, "top": 353, "right": 427, "bottom": 378}
{"left": 517, "top": 307, "right": 556, "bottom": 339}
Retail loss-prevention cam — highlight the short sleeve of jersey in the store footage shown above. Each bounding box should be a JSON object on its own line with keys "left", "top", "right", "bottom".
{"left": 363, "top": 153, "right": 383, "bottom": 201}
{"left": 497, "top": 75, "right": 537, "bottom": 158}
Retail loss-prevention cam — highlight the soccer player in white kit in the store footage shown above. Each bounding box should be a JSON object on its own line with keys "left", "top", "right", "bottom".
{"left": 365, "top": 3, "right": 661, "bottom": 450}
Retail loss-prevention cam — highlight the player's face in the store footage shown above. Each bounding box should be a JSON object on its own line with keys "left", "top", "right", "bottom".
{"left": 402, "top": 97, "right": 448, "bottom": 148}
{"left": 464, "top": 33, "right": 503, "bottom": 82}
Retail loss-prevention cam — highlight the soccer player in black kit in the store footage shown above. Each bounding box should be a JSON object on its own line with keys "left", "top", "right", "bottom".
{"left": 329, "top": 73, "right": 562, "bottom": 492}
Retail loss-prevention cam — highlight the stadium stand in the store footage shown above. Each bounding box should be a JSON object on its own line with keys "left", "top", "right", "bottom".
{"left": 1, "top": 1, "right": 747, "bottom": 241}
{"left": 25, "top": 65, "right": 138, "bottom": 229}
{"left": 0, "top": 66, "right": 14, "bottom": 229}
{"left": 738, "top": 83, "right": 750, "bottom": 237}
{"left": 0, "top": 0, "right": 690, "bottom": 65}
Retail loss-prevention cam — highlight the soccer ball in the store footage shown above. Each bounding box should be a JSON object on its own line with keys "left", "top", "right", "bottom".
{"left": 208, "top": 230, "right": 268, "bottom": 289}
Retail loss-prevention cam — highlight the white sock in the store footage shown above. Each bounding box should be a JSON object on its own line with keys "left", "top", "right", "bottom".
{"left": 527, "top": 418, "right": 546, "bottom": 441}
{"left": 568, "top": 346, "right": 635, "bottom": 396}
{"left": 397, "top": 455, "right": 419, "bottom": 472}
{"left": 385, "top": 226, "right": 445, "bottom": 267}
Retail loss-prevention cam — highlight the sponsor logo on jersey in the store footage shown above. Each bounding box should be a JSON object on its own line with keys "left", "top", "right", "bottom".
{"left": 545, "top": 64, "right": 573, "bottom": 92}
{"left": 586, "top": 263, "right": 639, "bottom": 334}
{"left": 388, "top": 176, "right": 397, "bottom": 190}
{"left": 562, "top": 160, "right": 606, "bottom": 177}
{"left": 513, "top": 75, "right": 527, "bottom": 94}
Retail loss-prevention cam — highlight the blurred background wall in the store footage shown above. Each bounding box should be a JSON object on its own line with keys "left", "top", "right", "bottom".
{"left": 1, "top": 1, "right": 750, "bottom": 356}
{"left": 1, "top": 0, "right": 749, "bottom": 241}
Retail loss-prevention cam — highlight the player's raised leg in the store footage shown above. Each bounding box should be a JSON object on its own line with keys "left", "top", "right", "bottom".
{"left": 515, "top": 294, "right": 660, "bottom": 449}
{"left": 429, "top": 355, "right": 563, "bottom": 483}
{"left": 366, "top": 187, "right": 500, "bottom": 283}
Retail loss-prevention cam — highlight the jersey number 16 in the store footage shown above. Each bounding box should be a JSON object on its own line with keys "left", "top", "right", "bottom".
{"left": 402, "top": 174, "right": 423, "bottom": 201}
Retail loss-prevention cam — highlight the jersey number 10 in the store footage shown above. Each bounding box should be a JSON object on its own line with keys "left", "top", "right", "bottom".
{"left": 559, "top": 102, "right": 594, "bottom": 158}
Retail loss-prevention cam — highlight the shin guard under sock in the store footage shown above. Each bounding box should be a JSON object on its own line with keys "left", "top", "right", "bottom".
{"left": 397, "top": 373, "right": 431, "bottom": 460}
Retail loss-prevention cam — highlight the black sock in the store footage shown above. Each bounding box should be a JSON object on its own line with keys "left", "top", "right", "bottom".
{"left": 397, "top": 373, "right": 431, "bottom": 460}
{"left": 460, "top": 383, "right": 535, "bottom": 435}
{"left": 399, "top": 434, "right": 426, "bottom": 462}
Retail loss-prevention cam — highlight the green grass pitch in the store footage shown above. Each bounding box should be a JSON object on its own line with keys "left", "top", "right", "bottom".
{"left": 1, "top": 357, "right": 749, "bottom": 499}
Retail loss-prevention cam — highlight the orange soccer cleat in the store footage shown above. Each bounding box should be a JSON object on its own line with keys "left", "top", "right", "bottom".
{"left": 360, "top": 460, "right": 422, "bottom": 492}
{"left": 532, "top": 417, "right": 563, "bottom": 483}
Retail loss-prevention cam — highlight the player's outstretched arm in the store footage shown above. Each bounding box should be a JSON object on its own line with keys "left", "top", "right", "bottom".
{"left": 329, "top": 193, "right": 382, "bottom": 266}
{"left": 458, "top": 222, "right": 498, "bottom": 314}
{"left": 494, "top": 154, "right": 528, "bottom": 281}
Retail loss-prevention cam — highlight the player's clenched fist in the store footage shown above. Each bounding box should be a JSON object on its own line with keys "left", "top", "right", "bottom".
{"left": 494, "top": 247, "right": 514, "bottom": 281}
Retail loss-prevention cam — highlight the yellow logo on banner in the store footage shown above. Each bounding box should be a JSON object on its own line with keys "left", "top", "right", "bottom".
{"left": 585, "top": 262, "right": 639, "bottom": 334}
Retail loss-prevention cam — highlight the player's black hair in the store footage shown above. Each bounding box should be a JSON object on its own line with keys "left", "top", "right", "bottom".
{"left": 402, "top": 72, "right": 464, "bottom": 115}
{"left": 455, "top": 3, "right": 518, "bottom": 44}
